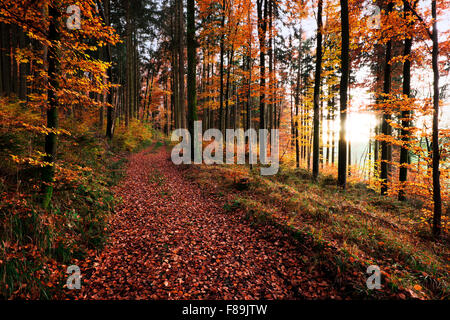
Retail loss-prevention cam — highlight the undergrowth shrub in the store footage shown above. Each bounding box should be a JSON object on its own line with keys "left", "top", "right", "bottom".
{"left": 0, "top": 101, "right": 155, "bottom": 299}
{"left": 113, "top": 120, "right": 154, "bottom": 152}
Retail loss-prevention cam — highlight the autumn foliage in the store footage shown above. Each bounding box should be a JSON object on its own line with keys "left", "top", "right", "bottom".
{"left": 0, "top": 0, "right": 448, "bottom": 300}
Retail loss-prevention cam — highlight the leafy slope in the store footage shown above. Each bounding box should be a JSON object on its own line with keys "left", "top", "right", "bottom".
{"left": 76, "top": 144, "right": 447, "bottom": 300}
{"left": 186, "top": 163, "right": 449, "bottom": 299}
{"left": 78, "top": 145, "right": 349, "bottom": 299}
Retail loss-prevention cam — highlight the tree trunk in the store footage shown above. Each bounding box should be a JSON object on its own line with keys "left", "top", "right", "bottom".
{"left": 11, "top": 26, "right": 18, "bottom": 95}
{"left": 348, "top": 140, "right": 352, "bottom": 176}
{"left": 1, "top": 23, "right": 11, "bottom": 96}
{"left": 312, "top": 0, "right": 323, "bottom": 180}
{"left": 219, "top": 2, "right": 226, "bottom": 132}
{"left": 178, "top": 0, "right": 186, "bottom": 128}
{"left": 0, "top": 23, "right": 3, "bottom": 94}
{"left": 246, "top": 23, "right": 252, "bottom": 169}
{"left": 171, "top": 3, "right": 180, "bottom": 129}
{"left": 125, "top": 0, "right": 131, "bottom": 127}
{"left": 338, "top": 0, "right": 349, "bottom": 188}
{"left": 225, "top": 49, "right": 234, "bottom": 130}
{"left": 257, "top": 0, "right": 267, "bottom": 130}
{"left": 42, "top": 4, "right": 60, "bottom": 209}
{"left": 104, "top": 0, "right": 114, "bottom": 139}
{"left": 380, "top": 2, "right": 393, "bottom": 195}
{"left": 18, "top": 28, "right": 27, "bottom": 101}
{"left": 326, "top": 86, "right": 331, "bottom": 165}
{"left": 330, "top": 94, "right": 335, "bottom": 166}
{"left": 134, "top": 36, "right": 140, "bottom": 119}
{"left": 398, "top": 0, "right": 414, "bottom": 200}
{"left": 295, "top": 32, "right": 302, "bottom": 168}
{"left": 187, "top": 0, "right": 198, "bottom": 160}
{"left": 431, "top": 0, "right": 442, "bottom": 237}
{"left": 268, "top": 0, "right": 274, "bottom": 132}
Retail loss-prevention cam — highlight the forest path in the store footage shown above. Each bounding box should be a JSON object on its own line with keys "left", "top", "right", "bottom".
{"left": 80, "top": 145, "right": 341, "bottom": 299}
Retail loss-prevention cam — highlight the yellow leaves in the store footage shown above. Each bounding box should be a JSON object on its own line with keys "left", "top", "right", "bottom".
{"left": 10, "top": 154, "right": 19, "bottom": 163}
{"left": 10, "top": 154, "right": 54, "bottom": 168}
{"left": 413, "top": 284, "right": 422, "bottom": 291}
{"left": 14, "top": 48, "right": 30, "bottom": 64}
{"left": 0, "top": 0, "right": 119, "bottom": 123}
{"left": 19, "top": 122, "right": 71, "bottom": 137}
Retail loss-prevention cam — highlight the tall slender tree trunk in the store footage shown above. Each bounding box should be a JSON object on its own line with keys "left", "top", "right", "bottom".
{"left": 348, "top": 140, "right": 352, "bottom": 176}
{"left": 219, "top": 3, "right": 225, "bottom": 132}
{"left": 398, "top": 1, "right": 414, "bottom": 200}
{"left": 326, "top": 87, "right": 331, "bottom": 165}
{"left": 1, "top": 23, "right": 11, "bottom": 96}
{"left": 246, "top": 53, "right": 251, "bottom": 134}
{"left": 431, "top": 0, "right": 442, "bottom": 237}
{"left": 134, "top": 36, "right": 140, "bottom": 119}
{"left": 319, "top": 93, "right": 324, "bottom": 168}
{"left": 206, "top": 55, "right": 211, "bottom": 131}
{"left": 246, "top": 17, "right": 253, "bottom": 169}
{"left": 164, "top": 80, "right": 169, "bottom": 134}
{"left": 331, "top": 99, "right": 336, "bottom": 165}
{"left": 171, "top": 4, "right": 181, "bottom": 129}
{"left": 295, "top": 33, "right": 302, "bottom": 169}
{"left": 0, "top": 23, "right": 4, "bottom": 94}
{"left": 268, "top": 0, "right": 274, "bottom": 132}
{"left": 18, "top": 29, "right": 27, "bottom": 100}
{"left": 11, "top": 26, "right": 18, "bottom": 95}
{"left": 295, "top": 102, "right": 300, "bottom": 168}
{"left": 178, "top": 0, "right": 186, "bottom": 129}
{"left": 104, "top": 0, "right": 114, "bottom": 138}
{"left": 257, "top": 0, "right": 267, "bottom": 130}
{"left": 225, "top": 49, "right": 234, "bottom": 130}
{"left": 338, "top": 0, "right": 349, "bottom": 188}
{"left": 200, "top": 53, "right": 206, "bottom": 127}
{"left": 42, "top": 4, "right": 60, "bottom": 209}
{"left": 142, "top": 68, "right": 150, "bottom": 120}
{"left": 99, "top": 88, "right": 104, "bottom": 130}
{"left": 380, "top": 2, "right": 393, "bottom": 195}
{"left": 290, "top": 81, "right": 295, "bottom": 148}
{"left": 125, "top": 0, "right": 131, "bottom": 127}
{"left": 312, "top": 0, "right": 323, "bottom": 179}
{"left": 301, "top": 88, "right": 306, "bottom": 162}
{"left": 146, "top": 76, "right": 154, "bottom": 122}
{"left": 187, "top": 0, "right": 198, "bottom": 161}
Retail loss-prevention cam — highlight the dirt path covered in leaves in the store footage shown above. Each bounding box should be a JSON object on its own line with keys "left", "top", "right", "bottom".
{"left": 80, "top": 145, "right": 343, "bottom": 299}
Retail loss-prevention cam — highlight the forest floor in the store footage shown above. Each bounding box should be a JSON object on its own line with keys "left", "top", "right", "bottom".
{"left": 78, "top": 143, "right": 342, "bottom": 299}
{"left": 76, "top": 143, "right": 448, "bottom": 300}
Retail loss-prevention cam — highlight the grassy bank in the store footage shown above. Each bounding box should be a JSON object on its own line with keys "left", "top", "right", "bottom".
{"left": 185, "top": 163, "right": 449, "bottom": 299}
{"left": 0, "top": 102, "right": 158, "bottom": 299}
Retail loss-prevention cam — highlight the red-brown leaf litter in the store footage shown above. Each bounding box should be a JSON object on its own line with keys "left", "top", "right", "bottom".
{"left": 79, "top": 146, "right": 344, "bottom": 300}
